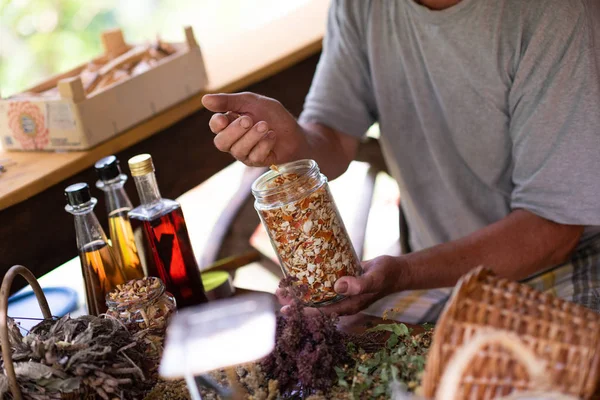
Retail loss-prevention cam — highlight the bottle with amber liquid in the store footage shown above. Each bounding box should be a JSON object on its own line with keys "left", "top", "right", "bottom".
{"left": 127, "top": 154, "right": 208, "bottom": 308}
{"left": 95, "top": 155, "right": 144, "bottom": 282}
{"left": 64, "top": 183, "right": 127, "bottom": 315}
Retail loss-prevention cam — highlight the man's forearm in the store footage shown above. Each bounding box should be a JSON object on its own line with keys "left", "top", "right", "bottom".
{"left": 297, "top": 122, "right": 358, "bottom": 180}
{"left": 398, "top": 209, "right": 584, "bottom": 291}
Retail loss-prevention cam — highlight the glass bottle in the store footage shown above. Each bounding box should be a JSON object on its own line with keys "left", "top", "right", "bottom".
{"left": 95, "top": 155, "right": 144, "bottom": 282}
{"left": 64, "top": 182, "right": 127, "bottom": 315}
{"left": 251, "top": 159, "right": 362, "bottom": 306}
{"left": 127, "top": 154, "right": 209, "bottom": 308}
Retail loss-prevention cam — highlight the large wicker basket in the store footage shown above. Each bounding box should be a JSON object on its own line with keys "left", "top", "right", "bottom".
{"left": 421, "top": 266, "right": 600, "bottom": 399}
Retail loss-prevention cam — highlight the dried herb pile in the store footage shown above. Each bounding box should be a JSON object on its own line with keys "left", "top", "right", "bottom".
{"left": 182, "top": 278, "right": 432, "bottom": 400}
{"left": 334, "top": 323, "right": 432, "bottom": 399}
{"left": 0, "top": 315, "right": 153, "bottom": 400}
{"left": 142, "top": 325, "right": 431, "bottom": 400}
{"left": 261, "top": 299, "right": 353, "bottom": 396}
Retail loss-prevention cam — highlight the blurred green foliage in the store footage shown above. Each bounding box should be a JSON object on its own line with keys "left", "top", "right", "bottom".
{"left": 1, "top": 0, "right": 120, "bottom": 96}
{"left": 0, "top": 0, "right": 308, "bottom": 97}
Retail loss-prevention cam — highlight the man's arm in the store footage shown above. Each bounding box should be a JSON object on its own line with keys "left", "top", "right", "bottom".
{"left": 281, "top": 209, "right": 583, "bottom": 316}
{"left": 402, "top": 209, "right": 583, "bottom": 290}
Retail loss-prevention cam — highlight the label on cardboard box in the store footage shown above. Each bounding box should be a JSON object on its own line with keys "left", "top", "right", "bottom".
{"left": 46, "top": 103, "right": 76, "bottom": 131}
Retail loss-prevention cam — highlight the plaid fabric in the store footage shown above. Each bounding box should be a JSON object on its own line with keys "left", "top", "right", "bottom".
{"left": 362, "top": 234, "right": 600, "bottom": 324}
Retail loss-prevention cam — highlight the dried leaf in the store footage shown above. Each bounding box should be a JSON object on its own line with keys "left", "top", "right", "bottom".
{"left": 14, "top": 361, "right": 68, "bottom": 380}
{"left": 387, "top": 334, "right": 399, "bottom": 349}
{"left": 366, "top": 323, "right": 410, "bottom": 337}
{"left": 0, "top": 374, "right": 8, "bottom": 397}
{"left": 37, "top": 377, "right": 82, "bottom": 392}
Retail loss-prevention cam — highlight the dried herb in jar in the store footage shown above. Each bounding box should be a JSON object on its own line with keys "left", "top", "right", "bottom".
{"left": 252, "top": 160, "right": 362, "bottom": 306}
{"left": 106, "top": 276, "right": 176, "bottom": 375}
{"left": 106, "top": 277, "right": 176, "bottom": 332}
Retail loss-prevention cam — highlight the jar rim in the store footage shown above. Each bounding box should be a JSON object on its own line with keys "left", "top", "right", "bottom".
{"left": 105, "top": 276, "right": 165, "bottom": 307}
{"left": 251, "top": 159, "right": 319, "bottom": 197}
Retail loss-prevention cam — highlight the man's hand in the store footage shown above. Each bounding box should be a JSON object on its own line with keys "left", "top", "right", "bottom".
{"left": 276, "top": 255, "right": 408, "bottom": 316}
{"left": 202, "top": 92, "right": 309, "bottom": 167}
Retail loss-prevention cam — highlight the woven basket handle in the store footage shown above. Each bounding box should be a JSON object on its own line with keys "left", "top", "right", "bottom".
{"left": 435, "top": 330, "right": 547, "bottom": 400}
{"left": 0, "top": 265, "right": 52, "bottom": 400}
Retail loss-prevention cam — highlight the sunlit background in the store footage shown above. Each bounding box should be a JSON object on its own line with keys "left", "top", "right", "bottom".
{"left": 0, "top": 0, "right": 311, "bottom": 97}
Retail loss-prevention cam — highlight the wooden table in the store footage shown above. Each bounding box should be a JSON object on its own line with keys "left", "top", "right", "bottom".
{"left": 0, "top": 0, "right": 330, "bottom": 290}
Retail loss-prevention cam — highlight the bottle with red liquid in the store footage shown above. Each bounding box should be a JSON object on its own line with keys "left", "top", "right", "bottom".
{"left": 127, "top": 154, "right": 208, "bottom": 308}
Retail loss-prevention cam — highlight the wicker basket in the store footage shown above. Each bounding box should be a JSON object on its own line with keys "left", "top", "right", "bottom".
{"left": 422, "top": 266, "right": 600, "bottom": 399}
{"left": 0, "top": 265, "right": 93, "bottom": 400}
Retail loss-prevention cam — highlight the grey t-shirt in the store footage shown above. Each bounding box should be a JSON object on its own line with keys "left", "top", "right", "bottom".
{"left": 299, "top": 0, "right": 600, "bottom": 252}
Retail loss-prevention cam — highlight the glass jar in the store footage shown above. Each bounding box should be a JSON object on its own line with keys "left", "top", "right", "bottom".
{"left": 251, "top": 159, "right": 362, "bottom": 306}
{"left": 105, "top": 277, "right": 176, "bottom": 333}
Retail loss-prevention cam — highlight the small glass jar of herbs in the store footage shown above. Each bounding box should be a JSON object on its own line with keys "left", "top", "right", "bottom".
{"left": 106, "top": 277, "right": 176, "bottom": 333}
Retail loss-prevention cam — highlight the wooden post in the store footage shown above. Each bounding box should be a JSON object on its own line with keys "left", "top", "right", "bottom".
{"left": 58, "top": 77, "right": 86, "bottom": 102}
{"left": 101, "top": 28, "right": 129, "bottom": 59}
{"left": 185, "top": 26, "right": 198, "bottom": 48}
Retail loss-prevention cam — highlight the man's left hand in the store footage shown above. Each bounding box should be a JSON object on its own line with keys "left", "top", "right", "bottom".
{"left": 275, "top": 255, "right": 408, "bottom": 316}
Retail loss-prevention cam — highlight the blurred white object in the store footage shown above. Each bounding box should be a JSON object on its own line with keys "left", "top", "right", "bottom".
{"left": 160, "top": 293, "right": 277, "bottom": 377}
{"left": 391, "top": 382, "right": 423, "bottom": 400}
{"left": 495, "top": 392, "right": 578, "bottom": 400}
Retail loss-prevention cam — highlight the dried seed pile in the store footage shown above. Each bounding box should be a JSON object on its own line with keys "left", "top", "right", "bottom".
{"left": 0, "top": 315, "right": 153, "bottom": 400}
{"left": 259, "top": 168, "right": 361, "bottom": 305}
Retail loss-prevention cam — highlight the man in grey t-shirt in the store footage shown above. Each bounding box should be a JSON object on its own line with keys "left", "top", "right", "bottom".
{"left": 202, "top": 0, "right": 600, "bottom": 322}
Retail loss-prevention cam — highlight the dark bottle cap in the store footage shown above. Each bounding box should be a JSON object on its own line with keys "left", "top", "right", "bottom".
{"left": 95, "top": 155, "right": 121, "bottom": 182}
{"left": 65, "top": 182, "right": 92, "bottom": 206}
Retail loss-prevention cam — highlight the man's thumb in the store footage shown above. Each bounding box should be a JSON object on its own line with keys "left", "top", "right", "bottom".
{"left": 202, "top": 92, "right": 256, "bottom": 113}
{"left": 334, "top": 275, "right": 374, "bottom": 296}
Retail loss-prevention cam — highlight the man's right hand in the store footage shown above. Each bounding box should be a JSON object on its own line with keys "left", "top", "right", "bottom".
{"left": 201, "top": 92, "right": 309, "bottom": 167}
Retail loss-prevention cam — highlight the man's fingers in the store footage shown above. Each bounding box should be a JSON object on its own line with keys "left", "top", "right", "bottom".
{"left": 209, "top": 114, "right": 228, "bottom": 133}
{"left": 281, "top": 304, "right": 321, "bottom": 317}
{"left": 202, "top": 92, "right": 257, "bottom": 113}
{"left": 209, "top": 112, "right": 241, "bottom": 134}
{"left": 230, "top": 121, "right": 270, "bottom": 162}
{"left": 334, "top": 274, "right": 376, "bottom": 296}
{"left": 319, "top": 292, "right": 380, "bottom": 316}
{"left": 213, "top": 116, "right": 253, "bottom": 152}
{"left": 275, "top": 288, "right": 295, "bottom": 306}
{"left": 247, "top": 131, "right": 276, "bottom": 166}
{"left": 248, "top": 131, "right": 275, "bottom": 166}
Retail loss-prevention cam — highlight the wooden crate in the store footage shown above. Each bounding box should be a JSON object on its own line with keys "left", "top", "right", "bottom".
{"left": 0, "top": 27, "right": 208, "bottom": 151}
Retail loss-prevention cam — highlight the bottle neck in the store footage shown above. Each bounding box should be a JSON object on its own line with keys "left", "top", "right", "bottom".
{"left": 96, "top": 174, "right": 133, "bottom": 215}
{"left": 133, "top": 172, "right": 162, "bottom": 206}
{"left": 65, "top": 199, "right": 108, "bottom": 250}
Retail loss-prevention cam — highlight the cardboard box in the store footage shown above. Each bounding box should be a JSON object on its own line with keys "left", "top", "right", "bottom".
{"left": 0, "top": 26, "right": 208, "bottom": 151}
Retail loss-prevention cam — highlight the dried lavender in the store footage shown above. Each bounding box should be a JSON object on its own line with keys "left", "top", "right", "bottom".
{"left": 261, "top": 283, "right": 353, "bottom": 396}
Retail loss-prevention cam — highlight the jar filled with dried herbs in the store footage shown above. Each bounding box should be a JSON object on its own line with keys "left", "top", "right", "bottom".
{"left": 251, "top": 160, "right": 362, "bottom": 306}
{"left": 106, "top": 277, "right": 176, "bottom": 333}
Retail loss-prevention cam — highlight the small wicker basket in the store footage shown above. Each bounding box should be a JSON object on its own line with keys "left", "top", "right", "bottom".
{"left": 422, "top": 266, "right": 600, "bottom": 399}
{"left": 0, "top": 265, "right": 93, "bottom": 400}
